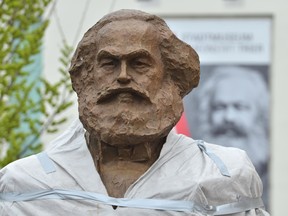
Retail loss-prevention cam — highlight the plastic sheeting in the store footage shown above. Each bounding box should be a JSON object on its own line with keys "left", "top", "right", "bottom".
{"left": 0, "top": 119, "right": 270, "bottom": 215}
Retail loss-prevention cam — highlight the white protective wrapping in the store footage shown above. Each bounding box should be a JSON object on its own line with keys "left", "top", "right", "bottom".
{"left": 0, "top": 119, "right": 270, "bottom": 215}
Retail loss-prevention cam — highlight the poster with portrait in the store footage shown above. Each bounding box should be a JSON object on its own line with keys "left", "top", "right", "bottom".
{"left": 165, "top": 17, "right": 272, "bottom": 208}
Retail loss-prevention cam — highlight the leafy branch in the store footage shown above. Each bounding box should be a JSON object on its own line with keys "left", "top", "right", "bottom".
{"left": 0, "top": 0, "right": 74, "bottom": 167}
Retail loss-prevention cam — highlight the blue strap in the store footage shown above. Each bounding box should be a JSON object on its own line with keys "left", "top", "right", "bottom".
{"left": 0, "top": 189, "right": 207, "bottom": 213}
{"left": 197, "top": 140, "right": 231, "bottom": 177}
{"left": 214, "top": 197, "right": 264, "bottom": 215}
{"left": 0, "top": 189, "right": 264, "bottom": 214}
{"left": 36, "top": 152, "right": 56, "bottom": 174}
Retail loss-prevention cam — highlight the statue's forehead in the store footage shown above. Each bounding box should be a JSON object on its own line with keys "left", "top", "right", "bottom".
{"left": 96, "top": 20, "right": 158, "bottom": 44}
{"left": 95, "top": 19, "right": 161, "bottom": 56}
{"left": 98, "top": 19, "right": 153, "bottom": 34}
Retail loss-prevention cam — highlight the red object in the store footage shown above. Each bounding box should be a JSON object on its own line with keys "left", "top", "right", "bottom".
{"left": 175, "top": 112, "right": 191, "bottom": 137}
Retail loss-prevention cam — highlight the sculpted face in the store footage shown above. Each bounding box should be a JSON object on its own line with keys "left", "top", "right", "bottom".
{"left": 94, "top": 20, "right": 164, "bottom": 104}
{"left": 78, "top": 20, "right": 183, "bottom": 145}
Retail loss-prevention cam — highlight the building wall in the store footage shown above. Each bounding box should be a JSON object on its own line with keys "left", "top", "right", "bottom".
{"left": 43, "top": 1, "right": 288, "bottom": 215}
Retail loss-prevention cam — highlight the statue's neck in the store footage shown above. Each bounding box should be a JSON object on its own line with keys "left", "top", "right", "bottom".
{"left": 86, "top": 132, "right": 165, "bottom": 198}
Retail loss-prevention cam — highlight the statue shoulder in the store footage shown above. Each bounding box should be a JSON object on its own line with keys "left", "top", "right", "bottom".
{"left": 198, "top": 142, "right": 263, "bottom": 207}
{"left": 0, "top": 155, "right": 43, "bottom": 193}
{"left": 205, "top": 142, "right": 257, "bottom": 172}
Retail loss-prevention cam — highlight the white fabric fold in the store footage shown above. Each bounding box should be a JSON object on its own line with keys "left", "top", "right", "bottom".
{"left": 0, "top": 119, "right": 270, "bottom": 215}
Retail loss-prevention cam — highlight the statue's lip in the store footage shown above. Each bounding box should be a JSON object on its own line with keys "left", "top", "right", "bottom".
{"left": 117, "top": 92, "right": 134, "bottom": 102}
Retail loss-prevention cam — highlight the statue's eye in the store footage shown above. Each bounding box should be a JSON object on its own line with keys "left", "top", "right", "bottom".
{"left": 131, "top": 57, "right": 151, "bottom": 72}
{"left": 100, "top": 58, "right": 118, "bottom": 68}
{"left": 134, "top": 60, "right": 147, "bottom": 67}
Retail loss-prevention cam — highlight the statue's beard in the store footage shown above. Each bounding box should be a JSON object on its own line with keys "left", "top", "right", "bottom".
{"left": 78, "top": 80, "right": 183, "bottom": 146}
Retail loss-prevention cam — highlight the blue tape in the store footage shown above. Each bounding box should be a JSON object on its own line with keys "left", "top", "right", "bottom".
{"left": 197, "top": 140, "right": 231, "bottom": 177}
{"left": 36, "top": 152, "right": 56, "bottom": 174}
{"left": 0, "top": 189, "right": 264, "bottom": 214}
{"left": 0, "top": 189, "right": 207, "bottom": 213}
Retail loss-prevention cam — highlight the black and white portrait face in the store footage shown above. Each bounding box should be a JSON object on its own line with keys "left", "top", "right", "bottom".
{"left": 183, "top": 64, "right": 270, "bottom": 207}
{"left": 185, "top": 65, "right": 269, "bottom": 163}
{"left": 209, "top": 75, "right": 258, "bottom": 139}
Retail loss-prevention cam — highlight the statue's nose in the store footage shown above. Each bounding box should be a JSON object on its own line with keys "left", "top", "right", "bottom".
{"left": 117, "top": 62, "right": 131, "bottom": 84}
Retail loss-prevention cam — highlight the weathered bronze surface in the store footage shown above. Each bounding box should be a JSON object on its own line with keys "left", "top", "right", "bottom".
{"left": 69, "top": 9, "right": 200, "bottom": 198}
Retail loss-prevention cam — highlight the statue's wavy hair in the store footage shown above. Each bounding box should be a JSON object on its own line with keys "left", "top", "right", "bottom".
{"left": 69, "top": 9, "right": 200, "bottom": 98}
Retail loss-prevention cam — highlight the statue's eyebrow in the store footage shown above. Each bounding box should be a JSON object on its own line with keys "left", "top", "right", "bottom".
{"left": 96, "top": 50, "right": 118, "bottom": 61}
{"left": 97, "top": 49, "right": 154, "bottom": 61}
{"left": 125, "top": 49, "right": 154, "bottom": 59}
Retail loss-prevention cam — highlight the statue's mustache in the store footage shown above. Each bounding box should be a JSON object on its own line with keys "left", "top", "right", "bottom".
{"left": 96, "top": 85, "right": 151, "bottom": 103}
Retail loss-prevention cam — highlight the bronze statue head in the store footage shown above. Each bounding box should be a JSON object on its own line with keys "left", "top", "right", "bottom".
{"left": 69, "top": 9, "right": 200, "bottom": 146}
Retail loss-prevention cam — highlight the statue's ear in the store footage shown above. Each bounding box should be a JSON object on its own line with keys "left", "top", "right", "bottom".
{"left": 160, "top": 35, "right": 200, "bottom": 98}
{"left": 69, "top": 51, "right": 95, "bottom": 96}
{"left": 170, "top": 67, "right": 200, "bottom": 98}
